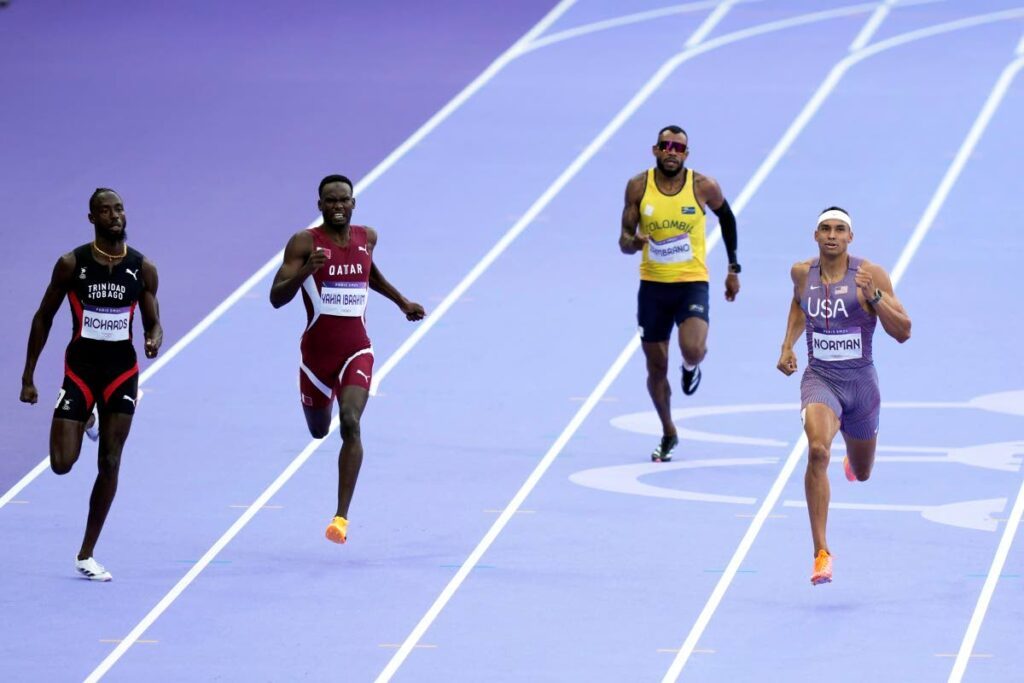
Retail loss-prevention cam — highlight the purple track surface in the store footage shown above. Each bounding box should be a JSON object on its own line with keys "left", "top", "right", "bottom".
{"left": 0, "top": 0, "right": 554, "bottom": 491}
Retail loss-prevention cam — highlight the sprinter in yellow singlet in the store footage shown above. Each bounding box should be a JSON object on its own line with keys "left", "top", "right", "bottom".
{"left": 620, "top": 125, "right": 741, "bottom": 462}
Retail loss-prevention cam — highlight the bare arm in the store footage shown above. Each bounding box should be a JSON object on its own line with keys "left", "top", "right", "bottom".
{"left": 21, "top": 253, "right": 75, "bottom": 403}
{"left": 139, "top": 257, "right": 163, "bottom": 358}
{"left": 269, "top": 230, "right": 322, "bottom": 309}
{"left": 365, "top": 228, "right": 425, "bottom": 321}
{"left": 777, "top": 261, "right": 809, "bottom": 376}
{"left": 856, "top": 262, "right": 911, "bottom": 343}
{"left": 619, "top": 173, "right": 648, "bottom": 254}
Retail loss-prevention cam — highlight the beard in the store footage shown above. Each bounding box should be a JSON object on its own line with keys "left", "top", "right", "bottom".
{"left": 96, "top": 223, "right": 127, "bottom": 243}
{"left": 656, "top": 158, "right": 683, "bottom": 177}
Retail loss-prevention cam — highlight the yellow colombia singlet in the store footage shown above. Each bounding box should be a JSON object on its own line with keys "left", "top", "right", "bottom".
{"left": 638, "top": 168, "right": 708, "bottom": 283}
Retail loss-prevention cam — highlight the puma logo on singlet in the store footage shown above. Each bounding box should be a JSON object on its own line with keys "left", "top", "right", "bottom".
{"left": 79, "top": 267, "right": 87, "bottom": 280}
{"left": 357, "top": 245, "right": 369, "bottom": 255}
{"left": 355, "top": 369, "right": 371, "bottom": 383}
{"left": 123, "top": 395, "right": 137, "bottom": 407}
{"left": 125, "top": 268, "right": 139, "bottom": 281}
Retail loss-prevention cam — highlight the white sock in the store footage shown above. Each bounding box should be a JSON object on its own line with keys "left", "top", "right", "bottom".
{"left": 682, "top": 361, "right": 697, "bottom": 372}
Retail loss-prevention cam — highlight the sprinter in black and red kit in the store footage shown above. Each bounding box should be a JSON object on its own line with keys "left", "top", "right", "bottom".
{"left": 271, "top": 174, "right": 424, "bottom": 545}
{"left": 20, "top": 188, "right": 163, "bottom": 581}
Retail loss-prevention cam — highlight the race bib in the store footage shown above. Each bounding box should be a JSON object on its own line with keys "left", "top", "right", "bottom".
{"left": 647, "top": 233, "right": 693, "bottom": 263}
{"left": 81, "top": 305, "right": 131, "bottom": 341}
{"left": 812, "top": 328, "right": 862, "bottom": 361}
{"left": 321, "top": 281, "right": 368, "bottom": 317}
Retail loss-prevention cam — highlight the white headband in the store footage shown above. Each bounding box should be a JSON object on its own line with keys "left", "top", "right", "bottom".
{"left": 817, "top": 209, "right": 852, "bottom": 229}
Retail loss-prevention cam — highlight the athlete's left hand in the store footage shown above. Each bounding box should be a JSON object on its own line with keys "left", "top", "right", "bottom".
{"left": 855, "top": 265, "right": 875, "bottom": 299}
{"left": 725, "top": 273, "right": 740, "bottom": 302}
{"left": 145, "top": 334, "right": 162, "bottom": 358}
{"left": 401, "top": 301, "right": 425, "bottom": 321}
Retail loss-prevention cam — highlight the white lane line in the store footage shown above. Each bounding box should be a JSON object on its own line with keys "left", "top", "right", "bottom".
{"left": 376, "top": 333, "right": 642, "bottom": 682}
{"left": 950, "top": 121, "right": 1024, "bottom": 666}
{"left": 373, "top": 5, "right": 884, "bottom": 682}
{"left": 663, "top": 14, "right": 1024, "bottom": 682}
{"left": 523, "top": 1, "right": 747, "bottom": 53}
{"left": 685, "top": 0, "right": 738, "bottom": 48}
{"left": 74, "top": 4, "right": 581, "bottom": 681}
{"left": 892, "top": 35, "right": 1024, "bottom": 283}
{"left": 370, "top": 2, "right": 873, "bottom": 400}
{"left": 0, "top": 461, "right": 48, "bottom": 509}
{"left": 849, "top": 0, "right": 896, "bottom": 52}
{"left": 0, "top": 0, "right": 578, "bottom": 513}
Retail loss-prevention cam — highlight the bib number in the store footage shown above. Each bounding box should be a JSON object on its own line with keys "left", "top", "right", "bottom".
{"left": 82, "top": 306, "right": 131, "bottom": 341}
{"left": 812, "top": 329, "right": 863, "bottom": 362}
{"left": 321, "top": 282, "right": 368, "bottom": 317}
{"left": 647, "top": 233, "right": 692, "bottom": 263}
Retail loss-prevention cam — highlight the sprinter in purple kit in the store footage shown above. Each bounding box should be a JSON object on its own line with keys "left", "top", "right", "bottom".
{"left": 777, "top": 207, "right": 911, "bottom": 586}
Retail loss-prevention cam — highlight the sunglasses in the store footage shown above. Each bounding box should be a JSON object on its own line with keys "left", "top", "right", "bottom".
{"left": 657, "top": 141, "right": 687, "bottom": 153}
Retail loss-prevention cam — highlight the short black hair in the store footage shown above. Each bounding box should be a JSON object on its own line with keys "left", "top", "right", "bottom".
{"left": 318, "top": 174, "right": 354, "bottom": 197}
{"left": 89, "top": 187, "right": 119, "bottom": 212}
{"left": 820, "top": 205, "right": 849, "bottom": 216}
{"left": 657, "top": 125, "right": 688, "bottom": 140}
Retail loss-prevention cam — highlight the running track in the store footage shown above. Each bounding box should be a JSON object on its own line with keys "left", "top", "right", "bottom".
{"left": 2, "top": 2, "right": 1022, "bottom": 681}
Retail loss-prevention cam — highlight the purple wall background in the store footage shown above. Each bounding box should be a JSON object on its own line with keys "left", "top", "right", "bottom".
{"left": 0, "top": 0, "right": 554, "bottom": 491}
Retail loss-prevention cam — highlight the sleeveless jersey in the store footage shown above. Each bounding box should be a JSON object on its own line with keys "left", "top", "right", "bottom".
{"left": 66, "top": 243, "right": 144, "bottom": 363}
{"left": 800, "top": 256, "right": 876, "bottom": 370}
{"left": 638, "top": 168, "right": 708, "bottom": 283}
{"left": 299, "top": 226, "right": 372, "bottom": 355}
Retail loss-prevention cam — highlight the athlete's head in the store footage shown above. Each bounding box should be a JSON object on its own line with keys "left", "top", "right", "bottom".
{"left": 653, "top": 125, "right": 689, "bottom": 178}
{"left": 318, "top": 174, "right": 355, "bottom": 230}
{"left": 815, "top": 205, "right": 853, "bottom": 256}
{"left": 88, "top": 188, "right": 127, "bottom": 241}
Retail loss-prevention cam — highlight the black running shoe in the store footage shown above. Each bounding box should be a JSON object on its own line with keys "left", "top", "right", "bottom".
{"left": 651, "top": 435, "right": 679, "bottom": 462}
{"left": 681, "top": 365, "right": 702, "bottom": 396}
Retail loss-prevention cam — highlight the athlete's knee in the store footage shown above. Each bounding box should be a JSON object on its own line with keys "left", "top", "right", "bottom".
{"left": 851, "top": 460, "right": 872, "bottom": 482}
{"left": 340, "top": 409, "right": 362, "bottom": 440}
{"left": 681, "top": 342, "right": 706, "bottom": 366}
{"left": 50, "top": 456, "right": 74, "bottom": 476}
{"left": 807, "top": 441, "right": 831, "bottom": 469}
{"left": 645, "top": 357, "right": 669, "bottom": 378}
{"left": 97, "top": 449, "right": 122, "bottom": 477}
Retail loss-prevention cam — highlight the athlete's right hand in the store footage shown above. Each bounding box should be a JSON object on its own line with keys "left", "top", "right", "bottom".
{"left": 630, "top": 234, "right": 649, "bottom": 251}
{"left": 301, "top": 247, "right": 328, "bottom": 275}
{"left": 777, "top": 349, "right": 798, "bottom": 376}
{"left": 20, "top": 383, "right": 38, "bottom": 404}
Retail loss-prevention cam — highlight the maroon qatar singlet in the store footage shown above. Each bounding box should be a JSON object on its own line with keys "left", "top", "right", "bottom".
{"left": 298, "top": 226, "right": 374, "bottom": 408}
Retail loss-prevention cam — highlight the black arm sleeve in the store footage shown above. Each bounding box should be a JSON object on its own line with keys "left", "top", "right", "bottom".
{"left": 712, "top": 199, "right": 738, "bottom": 265}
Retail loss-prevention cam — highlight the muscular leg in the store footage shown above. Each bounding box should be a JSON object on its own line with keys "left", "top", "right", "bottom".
{"left": 49, "top": 417, "right": 86, "bottom": 475}
{"left": 803, "top": 403, "right": 841, "bottom": 557}
{"left": 641, "top": 341, "right": 676, "bottom": 438}
{"left": 677, "top": 317, "right": 708, "bottom": 369}
{"left": 302, "top": 405, "right": 334, "bottom": 439}
{"left": 335, "top": 385, "right": 369, "bottom": 519}
{"left": 78, "top": 411, "right": 133, "bottom": 560}
{"left": 842, "top": 432, "right": 877, "bottom": 482}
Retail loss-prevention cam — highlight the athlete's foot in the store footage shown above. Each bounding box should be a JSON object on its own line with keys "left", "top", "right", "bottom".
{"left": 325, "top": 516, "right": 348, "bottom": 544}
{"left": 651, "top": 434, "right": 679, "bottom": 462}
{"left": 75, "top": 556, "right": 112, "bottom": 582}
{"left": 681, "top": 365, "right": 702, "bottom": 396}
{"left": 85, "top": 409, "right": 99, "bottom": 442}
{"left": 843, "top": 456, "right": 856, "bottom": 482}
{"left": 810, "top": 549, "right": 832, "bottom": 585}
